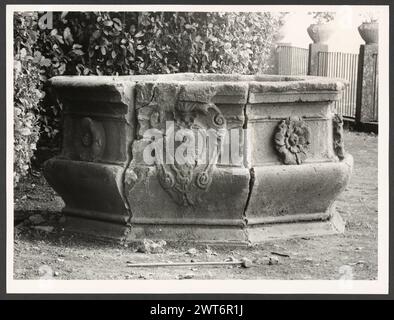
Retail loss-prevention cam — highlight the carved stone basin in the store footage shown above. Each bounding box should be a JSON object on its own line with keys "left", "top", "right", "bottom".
{"left": 44, "top": 73, "right": 353, "bottom": 245}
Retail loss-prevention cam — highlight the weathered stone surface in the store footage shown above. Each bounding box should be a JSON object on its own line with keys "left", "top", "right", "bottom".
{"left": 125, "top": 223, "right": 249, "bottom": 244}
{"left": 43, "top": 159, "right": 129, "bottom": 221}
{"left": 357, "top": 44, "right": 378, "bottom": 123}
{"left": 247, "top": 112, "right": 334, "bottom": 165}
{"left": 125, "top": 166, "right": 250, "bottom": 222}
{"left": 245, "top": 154, "right": 353, "bottom": 219}
{"left": 333, "top": 113, "right": 345, "bottom": 160}
{"left": 124, "top": 80, "right": 250, "bottom": 229}
{"left": 44, "top": 73, "right": 353, "bottom": 244}
{"left": 247, "top": 208, "right": 345, "bottom": 242}
{"left": 49, "top": 77, "right": 137, "bottom": 165}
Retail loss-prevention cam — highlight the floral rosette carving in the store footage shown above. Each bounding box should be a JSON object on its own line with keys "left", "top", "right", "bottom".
{"left": 274, "top": 117, "right": 311, "bottom": 165}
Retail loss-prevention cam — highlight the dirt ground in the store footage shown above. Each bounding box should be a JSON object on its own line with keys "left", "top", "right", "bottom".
{"left": 13, "top": 130, "right": 378, "bottom": 280}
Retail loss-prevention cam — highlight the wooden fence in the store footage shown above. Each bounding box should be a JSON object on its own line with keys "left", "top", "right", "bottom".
{"left": 276, "top": 44, "right": 378, "bottom": 124}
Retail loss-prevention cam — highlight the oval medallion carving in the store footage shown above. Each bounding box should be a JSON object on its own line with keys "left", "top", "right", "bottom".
{"left": 77, "top": 117, "right": 106, "bottom": 162}
{"left": 156, "top": 101, "right": 226, "bottom": 206}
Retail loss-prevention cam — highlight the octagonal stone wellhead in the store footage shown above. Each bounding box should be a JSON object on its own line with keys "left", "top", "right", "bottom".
{"left": 43, "top": 73, "right": 353, "bottom": 245}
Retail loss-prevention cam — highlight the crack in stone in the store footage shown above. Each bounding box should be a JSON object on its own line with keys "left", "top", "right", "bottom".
{"left": 122, "top": 142, "right": 134, "bottom": 223}
{"left": 121, "top": 82, "right": 159, "bottom": 227}
{"left": 241, "top": 87, "right": 254, "bottom": 239}
{"left": 122, "top": 81, "right": 257, "bottom": 242}
{"left": 243, "top": 167, "right": 255, "bottom": 225}
{"left": 135, "top": 83, "right": 158, "bottom": 110}
{"left": 121, "top": 85, "right": 141, "bottom": 225}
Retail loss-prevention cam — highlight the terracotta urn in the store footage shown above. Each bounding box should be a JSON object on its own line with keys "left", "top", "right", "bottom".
{"left": 307, "top": 23, "right": 334, "bottom": 44}
{"left": 358, "top": 22, "right": 379, "bottom": 44}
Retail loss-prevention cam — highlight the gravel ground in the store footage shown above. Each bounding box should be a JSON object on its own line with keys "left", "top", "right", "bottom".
{"left": 13, "top": 130, "right": 378, "bottom": 280}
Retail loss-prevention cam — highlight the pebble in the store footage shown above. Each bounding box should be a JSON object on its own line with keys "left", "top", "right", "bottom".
{"left": 186, "top": 248, "right": 199, "bottom": 256}
{"left": 268, "top": 256, "right": 279, "bottom": 265}
{"left": 225, "top": 256, "right": 237, "bottom": 262}
{"left": 136, "top": 239, "right": 167, "bottom": 254}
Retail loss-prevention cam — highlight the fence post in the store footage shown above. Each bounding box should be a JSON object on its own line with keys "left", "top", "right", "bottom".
{"left": 355, "top": 43, "right": 379, "bottom": 124}
{"left": 308, "top": 43, "right": 328, "bottom": 76}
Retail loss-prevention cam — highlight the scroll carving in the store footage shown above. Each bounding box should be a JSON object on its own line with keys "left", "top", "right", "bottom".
{"left": 333, "top": 114, "right": 345, "bottom": 160}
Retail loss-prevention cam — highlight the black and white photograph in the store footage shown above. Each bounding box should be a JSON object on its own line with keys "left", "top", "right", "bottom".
{"left": 5, "top": 3, "right": 389, "bottom": 296}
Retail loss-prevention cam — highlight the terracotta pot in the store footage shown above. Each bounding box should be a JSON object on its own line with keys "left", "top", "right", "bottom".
{"left": 307, "top": 23, "right": 334, "bottom": 44}
{"left": 358, "top": 22, "right": 379, "bottom": 44}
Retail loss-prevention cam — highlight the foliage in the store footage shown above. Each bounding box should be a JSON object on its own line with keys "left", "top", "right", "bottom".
{"left": 308, "top": 12, "right": 336, "bottom": 24}
{"left": 14, "top": 11, "right": 284, "bottom": 176}
{"left": 14, "top": 12, "right": 45, "bottom": 185}
{"left": 37, "top": 11, "right": 283, "bottom": 75}
{"left": 359, "top": 11, "right": 379, "bottom": 23}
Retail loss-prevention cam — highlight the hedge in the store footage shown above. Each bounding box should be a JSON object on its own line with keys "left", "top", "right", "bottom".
{"left": 13, "top": 11, "right": 285, "bottom": 184}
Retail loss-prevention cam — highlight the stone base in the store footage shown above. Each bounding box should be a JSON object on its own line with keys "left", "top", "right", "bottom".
{"left": 246, "top": 208, "right": 345, "bottom": 242}
{"left": 62, "top": 207, "right": 345, "bottom": 245}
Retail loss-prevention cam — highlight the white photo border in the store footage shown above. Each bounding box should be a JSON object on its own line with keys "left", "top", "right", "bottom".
{"left": 6, "top": 4, "right": 389, "bottom": 294}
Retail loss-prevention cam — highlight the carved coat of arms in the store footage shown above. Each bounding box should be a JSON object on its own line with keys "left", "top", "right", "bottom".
{"left": 150, "top": 99, "right": 227, "bottom": 206}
